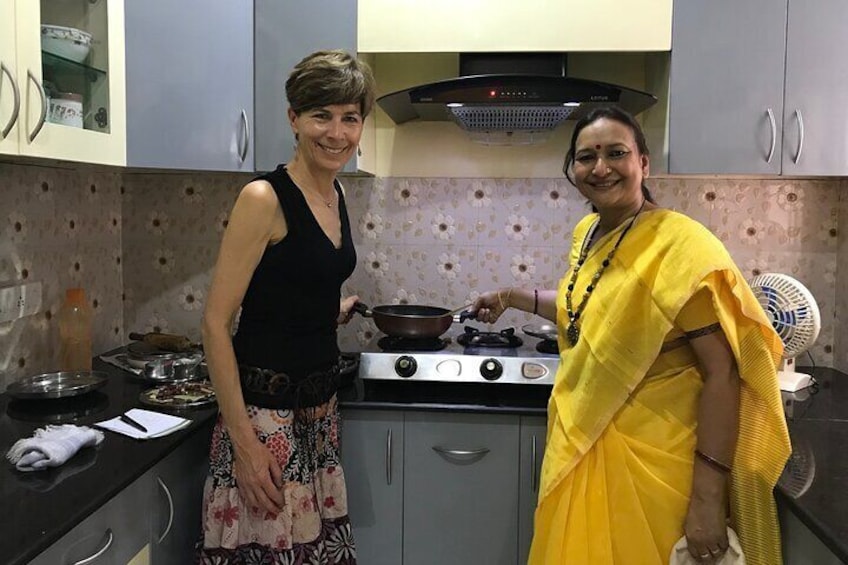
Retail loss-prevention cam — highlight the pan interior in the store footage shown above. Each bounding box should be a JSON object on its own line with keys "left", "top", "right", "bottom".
{"left": 373, "top": 304, "right": 450, "bottom": 317}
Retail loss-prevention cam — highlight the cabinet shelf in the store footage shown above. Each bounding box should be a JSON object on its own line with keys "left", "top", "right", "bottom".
{"left": 42, "top": 50, "right": 107, "bottom": 81}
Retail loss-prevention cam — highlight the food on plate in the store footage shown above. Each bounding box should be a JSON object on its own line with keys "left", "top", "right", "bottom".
{"left": 141, "top": 380, "right": 216, "bottom": 407}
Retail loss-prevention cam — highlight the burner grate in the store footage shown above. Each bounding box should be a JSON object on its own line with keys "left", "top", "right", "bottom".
{"left": 456, "top": 326, "right": 523, "bottom": 348}
{"left": 535, "top": 340, "right": 558, "bottom": 354}
{"left": 377, "top": 336, "right": 449, "bottom": 352}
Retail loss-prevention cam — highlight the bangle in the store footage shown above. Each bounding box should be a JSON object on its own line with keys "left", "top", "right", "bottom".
{"left": 533, "top": 289, "right": 539, "bottom": 315}
{"left": 497, "top": 288, "right": 512, "bottom": 311}
{"left": 695, "top": 449, "right": 732, "bottom": 474}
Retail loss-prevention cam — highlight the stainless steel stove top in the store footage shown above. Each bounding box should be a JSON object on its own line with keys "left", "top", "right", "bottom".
{"left": 358, "top": 327, "right": 559, "bottom": 385}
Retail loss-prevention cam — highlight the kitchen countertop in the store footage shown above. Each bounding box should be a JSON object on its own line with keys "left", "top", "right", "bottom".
{"left": 0, "top": 355, "right": 218, "bottom": 565}
{"left": 775, "top": 366, "right": 848, "bottom": 562}
{"left": 2, "top": 355, "right": 846, "bottom": 564}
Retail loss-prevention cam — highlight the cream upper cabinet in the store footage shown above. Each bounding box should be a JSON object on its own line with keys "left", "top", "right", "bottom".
{"left": 3, "top": 0, "right": 125, "bottom": 165}
{"left": 358, "top": 0, "right": 672, "bottom": 53}
{"left": 0, "top": 0, "right": 20, "bottom": 155}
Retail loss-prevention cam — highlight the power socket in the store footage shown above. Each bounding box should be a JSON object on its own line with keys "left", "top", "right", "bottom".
{"left": 0, "top": 281, "right": 43, "bottom": 323}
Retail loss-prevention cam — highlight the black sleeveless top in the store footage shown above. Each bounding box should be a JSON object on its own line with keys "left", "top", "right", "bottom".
{"left": 233, "top": 165, "right": 356, "bottom": 377}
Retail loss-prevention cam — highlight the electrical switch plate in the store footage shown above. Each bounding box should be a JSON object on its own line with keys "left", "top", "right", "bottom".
{"left": 0, "top": 281, "right": 43, "bottom": 323}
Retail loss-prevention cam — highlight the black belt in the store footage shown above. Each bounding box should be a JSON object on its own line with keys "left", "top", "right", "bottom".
{"left": 238, "top": 361, "right": 340, "bottom": 409}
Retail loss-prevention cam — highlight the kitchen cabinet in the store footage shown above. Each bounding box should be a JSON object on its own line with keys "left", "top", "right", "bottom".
{"left": 124, "top": 2, "right": 253, "bottom": 172}
{"left": 358, "top": 0, "right": 671, "bottom": 53}
{"left": 668, "top": 0, "right": 848, "bottom": 175}
{"left": 254, "top": 0, "right": 367, "bottom": 174}
{"left": 28, "top": 469, "right": 153, "bottom": 565}
{"left": 150, "top": 423, "right": 211, "bottom": 564}
{"left": 404, "top": 412, "right": 520, "bottom": 565}
{"left": 519, "top": 416, "right": 546, "bottom": 563}
{"left": 1, "top": 0, "right": 126, "bottom": 166}
{"left": 341, "top": 410, "right": 404, "bottom": 565}
{"left": 779, "top": 502, "right": 844, "bottom": 565}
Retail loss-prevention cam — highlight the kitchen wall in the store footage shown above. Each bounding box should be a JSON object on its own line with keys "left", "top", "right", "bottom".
{"left": 0, "top": 161, "right": 844, "bottom": 391}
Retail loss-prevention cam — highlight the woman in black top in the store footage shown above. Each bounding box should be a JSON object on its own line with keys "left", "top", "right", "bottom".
{"left": 199, "top": 50, "right": 375, "bottom": 564}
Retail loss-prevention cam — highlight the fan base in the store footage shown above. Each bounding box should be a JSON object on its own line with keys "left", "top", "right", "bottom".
{"left": 779, "top": 370, "right": 813, "bottom": 392}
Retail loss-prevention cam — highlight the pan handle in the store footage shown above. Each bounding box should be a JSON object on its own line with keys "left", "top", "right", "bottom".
{"left": 351, "top": 302, "right": 372, "bottom": 318}
{"left": 454, "top": 310, "right": 477, "bottom": 323}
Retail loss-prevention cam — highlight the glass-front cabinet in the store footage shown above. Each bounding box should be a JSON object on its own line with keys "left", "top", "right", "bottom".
{"left": 0, "top": 0, "right": 125, "bottom": 165}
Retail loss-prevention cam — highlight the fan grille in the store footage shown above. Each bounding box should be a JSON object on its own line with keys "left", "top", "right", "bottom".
{"left": 448, "top": 105, "right": 576, "bottom": 132}
{"left": 749, "top": 273, "right": 820, "bottom": 357}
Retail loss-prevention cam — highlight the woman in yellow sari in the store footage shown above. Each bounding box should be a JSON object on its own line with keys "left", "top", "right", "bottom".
{"left": 472, "top": 107, "right": 790, "bottom": 565}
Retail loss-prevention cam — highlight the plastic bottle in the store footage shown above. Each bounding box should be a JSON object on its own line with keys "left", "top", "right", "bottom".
{"left": 58, "top": 288, "right": 93, "bottom": 371}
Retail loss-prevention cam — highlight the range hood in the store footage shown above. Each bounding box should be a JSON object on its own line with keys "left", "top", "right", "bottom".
{"left": 377, "top": 53, "right": 658, "bottom": 144}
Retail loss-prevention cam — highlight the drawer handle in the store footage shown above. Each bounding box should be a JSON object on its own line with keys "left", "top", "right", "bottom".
{"left": 156, "top": 476, "right": 175, "bottom": 543}
{"left": 72, "top": 528, "right": 113, "bottom": 565}
{"left": 432, "top": 446, "right": 490, "bottom": 459}
{"left": 1, "top": 62, "right": 20, "bottom": 140}
{"left": 26, "top": 69, "right": 47, "bottom": 142}
{"left": 531, "top": 434, "right": 538, "bottom": 493}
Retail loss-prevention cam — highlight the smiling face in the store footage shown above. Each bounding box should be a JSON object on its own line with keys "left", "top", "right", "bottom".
{"left": 288, "top": 103, "right": 363, "bottom": 173}
{"left": 571, "top": 117, "right": 650, "bottom": 214}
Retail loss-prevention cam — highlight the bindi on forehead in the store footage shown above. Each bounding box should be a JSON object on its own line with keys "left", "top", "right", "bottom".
{"left": 595, "top": 144, "right": 601, "bottom": 150}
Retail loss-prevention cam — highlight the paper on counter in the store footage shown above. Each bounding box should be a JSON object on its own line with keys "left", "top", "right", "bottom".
{"left": 95, "top": 408, "right": 191, "bottom": 440}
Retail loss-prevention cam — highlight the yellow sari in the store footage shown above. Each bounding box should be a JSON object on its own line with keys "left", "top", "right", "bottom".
{"left": 528, "top": 209, "right": 790, "bottom": 565}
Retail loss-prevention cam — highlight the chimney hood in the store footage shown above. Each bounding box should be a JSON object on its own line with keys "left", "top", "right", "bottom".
{"left": 377, "top": 53, "right": 658, "bottom": 144}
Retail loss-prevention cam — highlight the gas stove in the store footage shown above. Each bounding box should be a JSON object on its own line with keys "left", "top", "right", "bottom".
{"left": 358, "top": 326, "right": 559, "bottom": 385}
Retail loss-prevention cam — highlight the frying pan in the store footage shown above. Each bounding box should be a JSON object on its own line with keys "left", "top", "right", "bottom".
{"left": 352, "top": 302, "right": 476, "bottom": 339}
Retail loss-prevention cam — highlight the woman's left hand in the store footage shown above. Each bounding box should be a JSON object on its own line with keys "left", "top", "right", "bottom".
{"left": 684, "top": 498, "right": 729, "bottom": 563}
{"left": 338, "top": 295, "right": 360, "bottom": 325}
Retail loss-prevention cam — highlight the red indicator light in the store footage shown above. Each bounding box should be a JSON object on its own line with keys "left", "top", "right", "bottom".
{"left": 489, "top": 90, "right": 497, "bottom": 97}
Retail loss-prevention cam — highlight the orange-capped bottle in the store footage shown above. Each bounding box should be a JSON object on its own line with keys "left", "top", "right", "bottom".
{"left": 58, "top": 288, "right": 93, "bottom": 371}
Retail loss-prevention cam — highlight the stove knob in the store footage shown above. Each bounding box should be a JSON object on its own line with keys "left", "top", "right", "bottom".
{"left": 480, "top": 358, "right": 503, "bottom": 381}
{"left": 395, "top": 356, "right": 418, "bottom": 378}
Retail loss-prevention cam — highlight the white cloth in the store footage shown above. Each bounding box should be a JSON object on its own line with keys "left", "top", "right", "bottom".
{"left": 669, "top": 528, "right": 746, "bottom": 565}
{"left": 6, "top": 424, "right": 104, "bottom": 472}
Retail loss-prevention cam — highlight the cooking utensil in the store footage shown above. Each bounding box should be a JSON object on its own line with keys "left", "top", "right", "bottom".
{"left": 352, "top": 302, "right": 476, "bottom": 339}
{"left": 126, "top": 341, "right": 185, "bottom": 370}
{"left": 521, "top": 323, "right": 558, "bottom": 342}
{"left": 6, "top": 371, "right": 108, "bottom": 400}
{"left": 128, "top": 331, "right": 199, "bottom": 353}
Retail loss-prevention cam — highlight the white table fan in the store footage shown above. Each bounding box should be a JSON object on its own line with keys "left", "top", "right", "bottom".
{"left": 749, "top": 273, "right": 821, "bottom": 392}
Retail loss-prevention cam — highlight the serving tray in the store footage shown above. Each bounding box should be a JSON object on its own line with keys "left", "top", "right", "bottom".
{"left": 6, "top": 371, "right": 108, "bottom": 400}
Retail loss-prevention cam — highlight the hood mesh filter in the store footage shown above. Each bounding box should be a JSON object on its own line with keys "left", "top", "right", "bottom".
{"left": 448, "top": 105, "right": 577, "bottom": 132}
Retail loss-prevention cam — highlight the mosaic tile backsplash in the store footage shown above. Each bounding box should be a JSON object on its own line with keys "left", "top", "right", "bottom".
{"left": 1, "top": 160, "right": 846, "bottom": 391}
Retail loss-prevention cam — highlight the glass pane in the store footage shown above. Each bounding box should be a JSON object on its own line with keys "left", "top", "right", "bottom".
{"left": 40, "top": 0, "right": 110, "bottom": 134}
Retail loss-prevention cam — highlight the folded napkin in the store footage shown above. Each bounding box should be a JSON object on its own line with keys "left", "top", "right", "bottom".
{"left": 669, "top": 527, "right": 746, "bottom": 565}
{"left": 6, "top": 424, "right": 104, "bottom": 472}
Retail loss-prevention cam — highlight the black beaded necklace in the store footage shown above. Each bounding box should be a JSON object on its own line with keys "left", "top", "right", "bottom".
{"left": 564, "top": 200, "right": 646, "bottom": 346}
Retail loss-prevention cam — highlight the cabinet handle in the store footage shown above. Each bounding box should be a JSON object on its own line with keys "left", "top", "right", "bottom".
{"left": 238, "top": 108, "right": 250, "bottom": 163}
{"left": 765, "top": 108, "right": 776, "bottom": 164}
{"left": 0, "top": 62, "right": 20, "bottom": 140}
{"left": 432, "top": 446, "right": 490, "bottom": 459}
{"left": 156, "top": 476, "right": 175, "bottom": 543}
{"left": 26, "top": 70, "right": 47, "bottom": 142}
{"left": 386, "top": 428, "right": 392, "bottom": 485}
{"left": 531, "top": 434, "right": 538, "bottom": 493}
{"left": 72, "top": 528, "right": 113, "bottom": 565}
{"left": 793, "top": 109, "right": 804, "bottom": 164}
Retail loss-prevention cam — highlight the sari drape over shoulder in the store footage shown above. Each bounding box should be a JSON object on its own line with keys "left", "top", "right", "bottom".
{"left": 529, "top": 209, "right": 790, "bottom": 565}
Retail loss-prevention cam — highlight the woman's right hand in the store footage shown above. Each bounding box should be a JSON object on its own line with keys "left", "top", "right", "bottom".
{"left": 472, "top": 289, "right": 510, "bottom": 324}
{"left": 233, "top": 436, "right": 284, "bottom": 515}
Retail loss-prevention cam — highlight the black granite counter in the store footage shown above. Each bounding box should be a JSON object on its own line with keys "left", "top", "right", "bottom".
{"left": 0, "top": 356, "right": 217, "bottom": 565}
{"left": 776, "top": 367, "right": 848, "bottom": 563}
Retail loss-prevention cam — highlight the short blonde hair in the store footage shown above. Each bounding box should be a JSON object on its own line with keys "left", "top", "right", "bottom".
{"left": 285, "top": 50, "right": 376, "bottom": 118}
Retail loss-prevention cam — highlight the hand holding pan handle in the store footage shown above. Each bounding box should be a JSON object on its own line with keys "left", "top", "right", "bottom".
{"left": 351, "top": 302, "right": 372, "bottom": 317}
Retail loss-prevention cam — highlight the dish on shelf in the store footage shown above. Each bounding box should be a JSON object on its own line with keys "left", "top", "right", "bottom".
{"left": 41, "top": 24, "right": 92, "bottom": 63}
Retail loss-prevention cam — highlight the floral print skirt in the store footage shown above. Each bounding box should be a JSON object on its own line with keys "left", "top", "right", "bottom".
{"left": 197, "top": 394, "right": 356, "bottom": 564}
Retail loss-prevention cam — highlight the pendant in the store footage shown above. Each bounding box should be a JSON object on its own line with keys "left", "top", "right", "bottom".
{"left": 566, "top": 322, "right": 580, "bottom": 346}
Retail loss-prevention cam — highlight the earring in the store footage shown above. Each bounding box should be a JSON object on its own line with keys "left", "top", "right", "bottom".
{"left": 357, "top": 146, "right": 362, "bottom": 157}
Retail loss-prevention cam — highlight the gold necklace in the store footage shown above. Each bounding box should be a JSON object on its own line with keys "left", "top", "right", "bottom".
{"left": 564, "top": 200, "right": 646, "bottom": 346}
{"left": 287, "top": 168, "right": 335, "bottom": 207}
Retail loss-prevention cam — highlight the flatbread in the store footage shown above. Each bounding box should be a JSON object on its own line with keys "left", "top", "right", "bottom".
{"left": 140, "top": 380, "right": 216, "bottom": 408}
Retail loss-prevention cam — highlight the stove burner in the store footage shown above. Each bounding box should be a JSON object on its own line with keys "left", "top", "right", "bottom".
{"left": 536, "top": 339, "right": 559, "bottom": 354}
{"left": 378, "top": 336, "right": 449, "bottom": 352}
{"left": 456, "top": 326, "right": 523, "bottom": 348}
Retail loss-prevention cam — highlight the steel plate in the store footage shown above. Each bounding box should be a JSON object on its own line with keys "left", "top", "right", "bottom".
{"left": 6, "top": 371, "right": 108, "bottom": 400}
{"left": 521, "top": 323, "right": 558, "bottom": 342}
